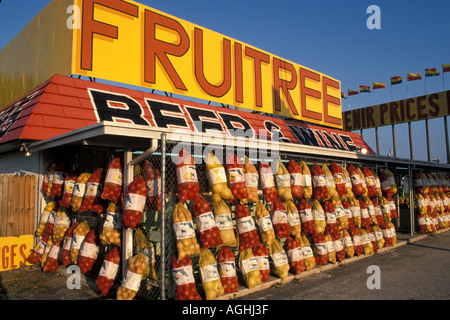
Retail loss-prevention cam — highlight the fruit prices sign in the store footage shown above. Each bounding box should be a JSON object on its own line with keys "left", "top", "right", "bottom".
{"left": 0, "top": 0, "right": 342, "bottom": 128}
{"left": 0, "top": 235, "right": 33, "bottom": 271}
{"left": 343, "top": 90, "right": 450, "bottom": 131}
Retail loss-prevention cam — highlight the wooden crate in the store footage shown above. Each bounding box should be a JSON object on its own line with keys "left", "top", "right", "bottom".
{"left": 0, "top": 174, "right": 36, "bottom": 237}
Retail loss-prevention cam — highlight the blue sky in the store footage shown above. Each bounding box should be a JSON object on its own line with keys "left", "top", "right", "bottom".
{"left": 1, "top": 0, "right": 449, "bottom": 162}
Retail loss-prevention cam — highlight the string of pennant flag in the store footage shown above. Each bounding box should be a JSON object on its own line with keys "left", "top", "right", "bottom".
{"left": 341, "top": 63, "right": 450, "bottom": 99}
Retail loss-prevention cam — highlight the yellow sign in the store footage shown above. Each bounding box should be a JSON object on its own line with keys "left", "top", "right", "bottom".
{"left": 343, "top": 91, "right": 450, "bottom": 131}
{"left": 71, "top": 0, "right": 342, "bottom": 128}
{"left": 0, "top": 235, "right": 33, "bottom": 272}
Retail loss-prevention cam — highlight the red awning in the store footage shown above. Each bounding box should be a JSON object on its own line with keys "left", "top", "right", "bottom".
{"left": 0, "top": 74, "right": 374, "bottom": 154}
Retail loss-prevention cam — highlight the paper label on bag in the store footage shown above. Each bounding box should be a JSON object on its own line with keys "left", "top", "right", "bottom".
{"left": 325, "top": 175, "right": 335, "bottom": 188}
{"left": 333, "top": 239, "right": 344, "bottom": 252}
{"left": 361, "top": 208, "right": 369, "bottom": 219}
{"left": 389, "top": 201, "right": 396, "bottom": 211}
{"left": 195, "top": 211, "right": 216, "bottom": 232}
{"left": 313, "top": 209, "right": 326, "bottom": 221}
{"left": 303, "top": 174, "right": 312, "bottom": 187}
{"left": 290, "top": 173, "right": 302, "bottom": 186}
{"left": 244, "top": 173, "right": 259, "bottom": 188}
{"left": 123, "top": 271, "right": 143, "bottom": 291}
{"left": 228, "top": 168, "right": 245, "bottom": 184}
{"left": 215, "top": 214, "right": 233, "bottom": 230}
{"left": 275, "top": 174, "right": 291, "bottom": 188}
{"left": 326, "top": 240, "right": 335, "bottom": 252}
{"left": 342, "top": 236, "right": 353, "bottom": 247}
{"left": 105, "top": 168, "right": 122, "bottom": 185}
{"left": 177, "top": 165, "right": 198, "bottom": 184}
{"left": 335, "top": 206, "right": 346, "bottom": 218}
{"left": 260, "top": 173, "right": 275, "bottom": 188}
{"left": 361, "top": 233, "right": 370, "bottom": 245}
{"left": 124, "top": 193, "right": 146, "bottom": 212}
{"left": 313, "top": 175, "right": 327, "bottom": 187}
{"left": 48, "top": 244, "right": 61, "bottom": 260}
{"left": 206, "top": 167, "right": 227, "bottom": 185}
{"left": 367, "top": 205, "right": 375, "bottom": 217}
{"left": 287, "top": 247, "right": 303, "bottom": 262}
{"left": 63, "top": 237, "right": 72, "bottom": 250}
{"left": 85, "top": 182, "right": 101, "bottom": 197}
{"left": 325, "top": 210, "right": 336, "bottom": 223}
{"left": 173, "top": 265, "right": 195, "bottom": 286}
{"left": 219, "top": 261, "right": 237, "bottom": 277}
{"left": 64, "top": 180, "right": 75, "bottom": 193}
{"left": 55, "top": 214, "right": 71, "bottom": 227}
{"left": 299, "top": 208, "right": 313, "bottom": 222}
{"left": 146, "top": 178, "right": 161, "bottom": 197}
{"left": 374, "top": 206, "right": 382, "bottom": 216}
{"left": 39, "top": 211, "right": 51, "bottom": 225}
{"left": 99, "top": 260, "right": 119, "bottom": 280}
{"left": 333, "top": 173, "right": 345, "bottom": 184}
{"left": 270, "top": 251, "right": 288, "bottom": 267}
{"left": 365, "top": 176, "right": 375, "bottom": 186}
{"left": 80, "top": 242, "right": 99, "bottom": 259}
{"left": 257, "top": 215, "right": 273, "bottom": 231}
{"left": 350, "top": 206, "right": 361, "bottom": 218}
{"left": 104, "top": 210, "right": 123, "bottom": 229}
{"left": 350, "top": 174, "right": 362, "bottom": 186}
{"left": 73, "top": 183, "right": 86, "bottom": 197}
{"left": 255, "top": 255, "right": 270, "bottom": 270}
{"left": 301, "top": 246, "right": 314, "bottom": 258}
{"left": 174, "top": 221, "right": 195, "bottom": 239}
{"left": 271, "top": 210, "right": 288, "bottom": 225}
{"left": 352, "top": 235, "right": 362, "bottom": 246}
{"left": 236, "top": 216, "right": 256, "bottom": 233}
{"left": 314, "top": 243, "right": 328, "bottom": 255}
{"left": 374, "top": 230, "right": 384, "bottom": 240}
{"left": 200, "top": 263, "right": 220, "bottom": 283}
{"left": 287, "top": 211, "right": 301, "bottom": 227}
{"left": 344, "top": 207, "right": 353, "bottom": 219}
{"left": 240, "top": 256, "right": 259, "bottom": 274}
{"left": 71, "top": 235, "right": 85, "bottom": 250}
{"left": 53, "top": 172, "right": 65, "bottom": 185}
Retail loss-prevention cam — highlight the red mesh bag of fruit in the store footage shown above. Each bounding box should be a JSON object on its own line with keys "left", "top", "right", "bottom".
{"left": 341, "top": 199, "right": 355, "bottom": 229}
{"left": 297, "top": 198, "right": 317, "bottom": 235}
{"left": 96, "top": 246, "right": 121, "bottom": 296}
{"left": 252, "top": 244, "right": 270, "bottom": 282}
{"left": 387, "top": 194, "right": 398, "bottom": 219}
{"left": 259, "top": 160, "right": 277, "bottom": 203}
{"left": 59, "top": 171, "right": 79, "bottom": 208}
{"left": 348, "top": 165, "right": 366, "bottom": 196}
{"left": 362, "top": 167, "right": 378, "bottom": 197}
{"left": 142, "top": 160, "right": 161, "bottom": 211}
{"left": 359, "top": 199, "right": 371, "bottom": 228}
{"left": 331, "top": 232, "right": 346, "bottom": 263}
{"left": 42, "top": 209, "right": 55, "bottom": 237}
{"left": 284, "top": 236, "right": 305, "bottom": 275}
{"left": 60, "top": 222, "right": 79, "bottom": 266}
{"left": 236, "top": 203, "right": 261, "bottom": 251}
{"left": 271, "top": 199, "right": 291, "bottom": 239}
{"left": 324, "top": 200, "right": 338, "bottom": 235}
{"left": 217, "top": 246, "right": 239, "bottom": 293}
{"left": 311, "top": 163, "right": 328, "bottom": 201}
{"left": 80, "top": 168, "right": 105, "bottom": 214}
{"left": 331, "top": 162, "right": 347, "bottom": 196}
{"left": 78, "top": 228, "right": 100, "bottom": 273}
{"left": 49, "top": 162, "right": 67, "bottom": 198}
{"left": 193, "top": 195, "right": 223, "bottom": 248}
{"left": 225, "top": 153, "right": 249, "bottom": 203}
{"left": 313, "top": 232, "right": 328, "bottom": 265}
{"left": 101, "top": 157, "right": 123, "bottom": 203}
{"left": 172, "top": 253, "right": 202, "bottom": 300}
{"left": 123, "top": 176, "right": 147, "bottom": 228}
{"left": 176, "top": 149, "right": 200, "bottom": 202}
{"left": 349, "top": 227, "right": 363, "bottom": 256}
{"left": 371, "top": 198, "right": 385, "bottom": 225}
{"left": 26, "top": 237, "right": 50, "bottom": 265}
{"left": 42, "top": 241, "right": 62, "bottom": 273}
{"left": 287, "top": 160, "right": 303, "bottom": 199}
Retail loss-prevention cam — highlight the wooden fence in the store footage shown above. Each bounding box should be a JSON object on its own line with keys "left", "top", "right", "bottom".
{"left": 0, "top": 174, "right": 36, "bottom": 237}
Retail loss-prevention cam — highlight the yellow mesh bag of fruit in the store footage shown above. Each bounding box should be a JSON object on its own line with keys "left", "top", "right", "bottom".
{"left": 205, "top": 153, "right": 234, "bottom": 203}
{"left": 311, "top": 199, "right": 326, "bottom": 233}
{"left": 116, "top": 252, "right": 149, "bottom": 300}
{"left": 299, "top": 235, "right": 315, "bottom": 271}
{"left": 199, "top": 248, "right": 225, "bottom": 300}
{"left": 285, "top": 200, "right": 301, "bottom": 239}
{"left": 274, "top": 159, "right": 293, "bottom": 202}
{"left": 255, "top": 201, "right": 275, "bottom": 246}
{"left": 268, "top": 239, "right": 290, "bottom": 280}
{"left": 212, "top": 199, "right": 238, "bottom": 247}
{"left": 36, "top": 201, "right": 56, "bottom": 236}
{"left": 239, "top": 248, "right": 261, "bottom": 289}
{"left": 70, "top": 221, "right": 90, "bottom": 264}
{"left": 173, "top": 203, "right": 200, "bottom": 260}
{"left": 100, "top": 202, "right": 122, "bottom": 246}
{"left": 300, "top": 161, "right": 313, "bottom": 199}
{"left": 52, "top": 207, "right": 71, "bottom": 242}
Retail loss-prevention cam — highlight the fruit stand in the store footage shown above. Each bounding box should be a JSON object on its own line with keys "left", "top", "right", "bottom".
{"left": 23, "top": 103, "right": 450, "bottom": 300}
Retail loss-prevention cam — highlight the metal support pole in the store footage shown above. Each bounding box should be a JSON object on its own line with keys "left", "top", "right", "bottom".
{"left": 391, "top": 124, "right": 397, "bottom": 157}
{"left": 425, "top": 119, "right": 431, "bottom": 162}
{"left": 408, "top": 165, "right": 415, "bottom": 235}
{"left": 408, "top": 122, "right": 413, "bottom": 160}
{"left": 160, "top": 133, "right": 167, "bottom": 300}
{"left": 445, "top": 116, "right": 450, "bottom": 164}
{"left": 375, "top": 127, "right": 380, "bottom": 155}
